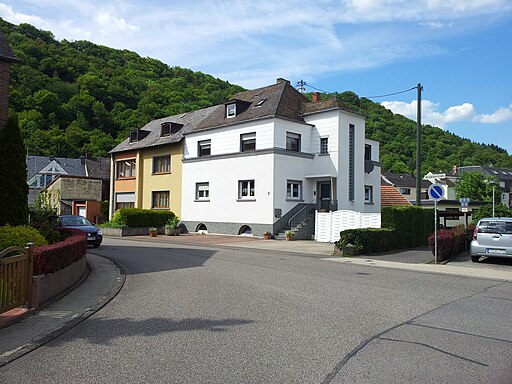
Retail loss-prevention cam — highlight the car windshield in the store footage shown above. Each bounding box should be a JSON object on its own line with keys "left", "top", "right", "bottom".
{"left": 478, "top": 220, "right": 512, "bottom": 234}
{"left": 61, "top": 216, "right": 93, "bottom": 226}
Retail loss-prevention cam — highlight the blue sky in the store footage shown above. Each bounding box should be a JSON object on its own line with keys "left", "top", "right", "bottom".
{"left": 1, "top": 0, "right": 511, "bottom": 155}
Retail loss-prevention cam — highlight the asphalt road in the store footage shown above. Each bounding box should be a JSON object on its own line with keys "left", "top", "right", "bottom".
{"left": 2, "top": 237, "right": 512, "bottom": 383}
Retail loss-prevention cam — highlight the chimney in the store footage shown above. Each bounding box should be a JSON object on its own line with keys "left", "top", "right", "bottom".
{"left": 312, "top": 92, "right": 321, "bottom": 102}
{"left": 276, "top": 78, "right": 290, "bottom": 85}
{"left": 453, "top": 164, "right": 458, "bottom": 174}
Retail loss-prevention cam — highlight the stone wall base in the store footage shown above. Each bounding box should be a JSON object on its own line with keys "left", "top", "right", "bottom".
{"left": 31, "top": 256, "right": 87, "bottom": 308}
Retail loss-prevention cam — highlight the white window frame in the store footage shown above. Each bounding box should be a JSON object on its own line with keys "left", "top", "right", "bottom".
{"left": 196, "top": 182, "right": 210, "bottom": 201}
{"left": 287, "top": 180, "right": 302, "bottom": 200}
{"left": 238, "top": 180, "right": 255, "bottom": 200}
{"left": 320, "top": 137, "right": 328, "bottom": 155}
{"left": 226, "top": 103, "right": 236, "bottom": 118}
{"left": 364, "top": 185, "right": 373, "bottom": 203}
{"left": 198, "top": 140, "right": 211, "bottom": 157}
{"left": 286, "top": 132, "right": 301, "bottom": 152}
{"left": 240, "top": 132, "right": 256, "bottom": 152}
{"left": 400, "top": 188, "right": 411, "bottom": 195}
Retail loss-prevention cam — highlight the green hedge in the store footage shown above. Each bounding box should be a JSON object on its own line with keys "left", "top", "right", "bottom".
{"left": 337, "top": 206, "right": 434, "bottom": 255}
{"left": 113, "top": 208, "right": 176, "bottom": 227}
{"left": 382, "top": 206, "right": 434, "bottom": 247}
{"left": 0, "top": 225, "right": 48, "bottom": 250}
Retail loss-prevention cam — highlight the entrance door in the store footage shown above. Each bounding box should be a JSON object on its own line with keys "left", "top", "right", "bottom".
{"left": 318, "top": 182, "right": 331, "bottom": 211}
{"left": 78, "top": 205, "right": 86, "bottom": 217}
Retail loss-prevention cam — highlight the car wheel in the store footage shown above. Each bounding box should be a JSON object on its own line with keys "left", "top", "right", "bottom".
{"left": 471, "top": 255, "right": 480, "bottom": 262}
{"left": 93, "top": 243, "right": 101, "bottom": 248}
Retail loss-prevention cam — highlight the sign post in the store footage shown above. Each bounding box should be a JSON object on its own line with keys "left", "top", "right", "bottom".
{"left": 428, "top": 184, "right": 445, "bottom": 264}
{"left": 459, "top": 198, "right": 470, "bottom": 228}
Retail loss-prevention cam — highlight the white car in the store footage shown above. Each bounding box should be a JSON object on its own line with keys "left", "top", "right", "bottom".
{"left": 470, "top": 218, "right": 512, "bottom": 262}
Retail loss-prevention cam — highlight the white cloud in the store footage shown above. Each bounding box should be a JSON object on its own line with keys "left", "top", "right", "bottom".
{"left": 381, "top": 100, "right": 512, "bottom": 127}
{"left": 475, "top": 103, "right": 512, "bottom": 123}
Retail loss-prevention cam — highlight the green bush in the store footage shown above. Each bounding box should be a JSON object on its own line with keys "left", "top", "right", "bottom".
{"left": 110, "top": 208, "right": 176, "bottom": 227}
{"left": 338, "top": 228, "right": 395, "bottom": 255}
{"left": 471, "top": 203, "right": 511, "bottom": 224}
{"left": 0, "top": 225, "right": 48, "bottom": 250}
{"left": 336, "top": 206, "right": 435, "bottom": 256}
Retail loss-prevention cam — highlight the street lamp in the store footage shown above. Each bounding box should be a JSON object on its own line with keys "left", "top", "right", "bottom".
{"left": 490, "top": 180, "right": 497, "bottom": 217}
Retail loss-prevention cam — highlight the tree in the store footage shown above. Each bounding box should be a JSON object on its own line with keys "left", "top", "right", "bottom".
{"left": 0, "top": 113, "right": 29, "bottom": 225}
{"left": 454, "top": 172, "right": 498, "bottom": 202}
{"left": 471, "top": 204, "right": 512, "bottom": 224}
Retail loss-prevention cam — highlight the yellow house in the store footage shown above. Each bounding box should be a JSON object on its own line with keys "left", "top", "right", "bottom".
{"left": 109, "top": 107, "right": 216, "bottom": 219}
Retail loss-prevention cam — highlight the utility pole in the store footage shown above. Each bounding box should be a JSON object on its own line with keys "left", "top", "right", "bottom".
{"left": 416, "top": 83, "right": 423, "bottom": 206}
{"left": 297, "top": 79, "right": 306, "bottom": 93}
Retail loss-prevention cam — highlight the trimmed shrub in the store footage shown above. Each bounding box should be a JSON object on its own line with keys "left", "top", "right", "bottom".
{"left": 338, "top": 228, "right": 395, "bottom": 255}
{"left": 382, "top": 206, "right": 434, "bottom": 248}
{"left": 428, "top": 225, "right": 474, "bottom": 262}
{"left": 0, "top": 225, "right": 48, "bottom": 250}
{"left": 113, "top": 208, "right": 175, "bottom": 227}
{"left": 33, "top": 228, "right": 87, "bottom": 275}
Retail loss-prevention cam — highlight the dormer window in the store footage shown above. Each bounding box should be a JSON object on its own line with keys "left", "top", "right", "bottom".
{"left": 226, "top": 103, "right": 236, "bottom": 118}
{"left": 161, "top": 122, "right": 183, "bottom": 137}
{"left": 161, "top": 122, "right": 171, "bottom": 136}
{"left": 129, "top": 129, "right": 150, "bottom": 143}
{"left": 129, "top": 130, "right": 139, "bottom": 143}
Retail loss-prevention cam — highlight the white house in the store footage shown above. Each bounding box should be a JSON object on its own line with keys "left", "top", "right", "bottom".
{"left": 180, "top": 79, "right": 381, "bottom": 237}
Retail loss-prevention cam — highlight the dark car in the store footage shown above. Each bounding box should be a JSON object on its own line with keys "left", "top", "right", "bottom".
{"left": 58, "top": 215, "right": 103, "bottom": 248}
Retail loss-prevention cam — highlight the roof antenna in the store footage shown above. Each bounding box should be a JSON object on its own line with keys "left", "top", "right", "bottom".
{"left": 296, "top": 79, "right": 306, "bottom": 93}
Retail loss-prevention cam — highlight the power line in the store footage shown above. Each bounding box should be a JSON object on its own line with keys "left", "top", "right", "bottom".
{"left": 360, "top": 86, "right": 416, "bottom": 99}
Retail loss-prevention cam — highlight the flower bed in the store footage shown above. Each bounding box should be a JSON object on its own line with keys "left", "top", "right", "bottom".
{"left": 33, "top": 228, "right": 87, "bottom": 275}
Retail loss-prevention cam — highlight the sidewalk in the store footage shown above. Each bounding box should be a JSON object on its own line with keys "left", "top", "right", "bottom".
{"left": 0, "top": 236, "right": 510, "bottom": 368}
{"left": 0, "top": 254, "right": 124, "bottom": 367}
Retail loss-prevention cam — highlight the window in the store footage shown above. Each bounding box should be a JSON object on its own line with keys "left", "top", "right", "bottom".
{"left": 226, "top": 103, "right": 236, "bottom": 118}
{"left": 129, "top": 130, "right": 139, "bottom": 143}
{"left": 198, "top": 140, "right": 211, "bottom": 157}
{"left": 286, "top": 132, "right": 301, "bottom": 152}
{"left": 116, "top": 159, "right": 136, "bottom": 178}
{"left": 254, "top": 98, "right": 267, "bottom": 107}
{"left": 400, "top": 188, "right": 411, "bottom": 195}
{"left": 153, "top": 156, "right": 171, "bottom": 174}
{"left": 365, "top": 144, "right": 372, "bottom": 161}
{"left": 241, "top": 133, "right": 256, "bottom": 152}
{"left": 196, "top": 182, "right": 210, "bottom": 200}
{"left": 320, "top": 137, "right": 329, "bottom": 154}
{"left": 115, "top": 192, "right": 135, "bottom": 210}
{"left": 238, "top": 180, "right": 255, "bottom": 199}
{"left": 161, "top": 122, "right": 171, "bottom": 136}
{"left": 152, "top": 191, "right": 170, "bottom": 209}
{"left": 287, "top": 181, "right": 302, "bottom": 200}
{"left": 364, "top": 186, "right": 373, "bottom": 203}
{"left": 349, "top": 124, "right": 355, "bottom": 201}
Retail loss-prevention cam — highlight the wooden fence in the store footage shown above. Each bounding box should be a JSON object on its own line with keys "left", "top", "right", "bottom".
{"left": 0, "top": 244, "right": 34, "bottom": 314}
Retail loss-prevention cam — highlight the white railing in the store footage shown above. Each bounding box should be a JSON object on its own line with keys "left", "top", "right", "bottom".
{"left": 315, "top": 210, "right": 381, "bottom": 243}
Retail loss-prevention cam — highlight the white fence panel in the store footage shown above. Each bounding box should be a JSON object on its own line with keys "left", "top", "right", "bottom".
{"left": 315, "top": 210, "right": 381, "bottom": 243}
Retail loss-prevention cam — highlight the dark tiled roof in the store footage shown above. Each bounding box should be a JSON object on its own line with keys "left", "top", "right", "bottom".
{"left": 26, "top": 156, "right": 86, "bottom": 180}
{"left": 110, "top": 79, "right": 366, "bottom": 152}
{"left": 110, "top": 106, "right": 218, "bottom": 153}
{"left": 85, "top": 157, "right": 110, "bottom": 179}
{"left": 382, "top": 172, "right": 431, "bottom": 188}
{"left": 0, "top": 30, "right": 19, "bottom": 63}
{"left": 192, "top": 80, "right": 309, "bottom": 132}
{"left": 381, "top": 185, "right": 412, "bottom": 206}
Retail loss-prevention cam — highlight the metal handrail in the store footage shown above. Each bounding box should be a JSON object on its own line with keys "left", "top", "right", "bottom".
{"left": 288, "top": 198, "right": 316, "bottom": 229}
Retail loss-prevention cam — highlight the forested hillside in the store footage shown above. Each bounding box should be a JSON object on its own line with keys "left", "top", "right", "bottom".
{"left": 2, "top": 18, "right": 511, "bottom": 172}
{"left": 0, "top": 19, "right": 243, "bottom": 157}
{"left": 336, "top": 92, "right": 512, "bottom": 172}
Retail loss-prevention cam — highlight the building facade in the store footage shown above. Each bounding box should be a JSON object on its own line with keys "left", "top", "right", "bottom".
{"left": 110, "top": 79, "right": 381, "bottom": 237}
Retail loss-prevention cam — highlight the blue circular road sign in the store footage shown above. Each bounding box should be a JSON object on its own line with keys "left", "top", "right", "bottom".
{"left": 428, "top": 183, "right": 445, "bottom": 201}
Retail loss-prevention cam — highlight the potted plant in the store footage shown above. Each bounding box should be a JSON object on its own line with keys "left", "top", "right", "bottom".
{"left": 285, "top": 231, "right": 294, "bottom": 241}
{"left": 165, "top": 216, "right": 181, "bottom": 236}
{"left": 149, "top": 227, "right": 158, "bottom": 237}
{"left": 263, "top": 231, "right": 272, "bottom": 240}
